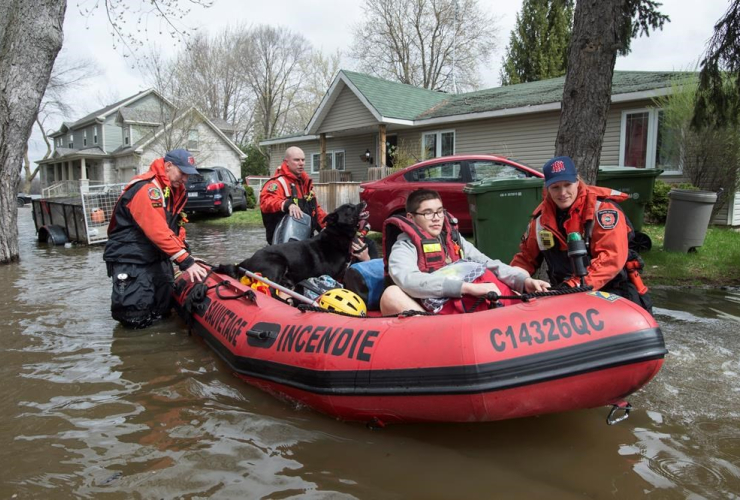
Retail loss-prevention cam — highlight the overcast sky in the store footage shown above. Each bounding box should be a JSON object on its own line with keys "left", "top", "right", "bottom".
{"left": 27, "top": 0, "right": 732, "bottom": 163}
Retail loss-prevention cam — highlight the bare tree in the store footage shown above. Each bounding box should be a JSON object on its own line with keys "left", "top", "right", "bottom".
{"left": 554, "top": 0, "right": 668, "bottom": 184}
{"left": 350, "top": 0, "right": 498, "bottom": 92}
{"left": 241, "top": 25, "right": 313, "bottom": 143}
{"left": 78, "top": 0, "right": 214, "bottom": 62}
{"left": 23, "top": 51, "right": 100, "bottom": 192}
{"left": 153, "top": 27, "right": 256, "bottom": 145}
{"left": 1, "top": 0, "right": 66, "bottom": 264}
{"left": 1, "top": 0, "right": 213, "bottom": 264}
{"left": 294, "top": 49, "right": 343, "bottom": 131}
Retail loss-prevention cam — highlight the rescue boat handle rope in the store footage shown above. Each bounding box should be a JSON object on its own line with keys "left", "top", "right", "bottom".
{"left": 464, "top": 284, "right": 594, "bottom": 313}
{"left": 295, "top": 285, "right": 595, "bottom": 318}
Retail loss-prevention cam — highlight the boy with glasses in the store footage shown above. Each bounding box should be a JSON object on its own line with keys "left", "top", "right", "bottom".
{"left": 380, "top": 188, "right": 549, "bottom": 315}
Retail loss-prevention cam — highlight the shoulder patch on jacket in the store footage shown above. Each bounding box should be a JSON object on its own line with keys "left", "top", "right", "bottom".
{"left": 267, "top": 182, "right": 278, "bottom": 192}
{"left": 148, "top": 187, "right": 162, "bottom": 200}
{"left": 597, "top": 209, "right": 619, "bottom": 229}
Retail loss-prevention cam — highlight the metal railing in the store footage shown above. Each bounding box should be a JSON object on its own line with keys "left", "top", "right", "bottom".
{"left": 80, "top": 183, "right": 127, "bottom": 244}
{"left": 42, "top": 179, "right": 106, "bottom": 198}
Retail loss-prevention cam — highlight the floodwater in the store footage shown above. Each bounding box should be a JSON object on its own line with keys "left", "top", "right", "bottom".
{"left": 2, "top": 208, "right": 739, "bottom": 499}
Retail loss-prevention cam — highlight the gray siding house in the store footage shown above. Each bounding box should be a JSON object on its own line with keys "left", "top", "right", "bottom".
{"left": 39, "top": 89, "right": 246, "bottom": 188}
{"left": 261, "top": 70, "right": 739, "bottom": 226}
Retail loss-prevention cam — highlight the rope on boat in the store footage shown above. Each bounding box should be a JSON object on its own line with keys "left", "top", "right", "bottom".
{"left": 465, "top": 284, "right": 594, "bottom": 313}
{"left": 214, "top": 282, "right": 258, "bottom": 304}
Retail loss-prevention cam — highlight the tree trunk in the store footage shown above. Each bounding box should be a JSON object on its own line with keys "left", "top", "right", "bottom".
{"left": 0, "top": 0, "right": 66, "bottom": 263}
{"left": 555, "top": 0, "right": 625, "bottom": 185}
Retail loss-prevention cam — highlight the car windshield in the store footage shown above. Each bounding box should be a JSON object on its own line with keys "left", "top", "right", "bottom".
{"left": 190, "top": 170, "right": 218, "bottom": 184}
{"left": 470, "top": 161, "right": 527, "bottom": 181}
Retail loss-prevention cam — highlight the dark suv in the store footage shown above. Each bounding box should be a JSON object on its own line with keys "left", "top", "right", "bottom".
{"left": 185, "top": 166, "right": 248, "bottom": 217}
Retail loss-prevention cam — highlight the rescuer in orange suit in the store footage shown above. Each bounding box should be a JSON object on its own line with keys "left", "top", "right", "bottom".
{"left": 510, "top": 156, "right": 652, "bottom": 312}
{"left": 259, "top": 146, "right": 327, "bottom": 244}
{"left": 104, "top": 149, "right": 208, "bottom": 328}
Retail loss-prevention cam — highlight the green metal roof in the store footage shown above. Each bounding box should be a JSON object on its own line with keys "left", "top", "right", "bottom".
{"left": 340, "top": 70, "right": 449, "bottom": 120}
{"left": 418, "top": 71, "right": 688, "bottom": 119}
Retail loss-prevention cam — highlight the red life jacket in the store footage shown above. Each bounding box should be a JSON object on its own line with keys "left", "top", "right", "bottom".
{"left": 382, "top": 213, "right": 515, "bottom": 314}
{"left": 382, "top": 213, "right": 464, "bottom": 275}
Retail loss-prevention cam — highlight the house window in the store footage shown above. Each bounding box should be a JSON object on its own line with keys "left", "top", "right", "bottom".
{"left": 83, "top": 130, "right": 87, "bottom": 147}
{"left": 422, "top": 130, "right": 455, "bottom": 159}
{"left": 334, "top": 151, "right": 345, "bottom": 171}
{"left": 620, "top": 108, "right": 679, "bottom": 171}
{"left": 94, "top": 126, "right": 98, "bottom": 145}
{"left": 68, "top": 133, "right": 73, "bottom": 148}
{"left": 311, "top": 150, "right": 345, "bottom": 173}
{"left": 188, "top": 129, "right": 199, "bottom": 150}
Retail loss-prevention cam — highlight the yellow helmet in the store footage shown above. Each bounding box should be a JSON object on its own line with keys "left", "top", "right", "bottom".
{"left": 318, "top": 288, "right": 367, "bottom": 317}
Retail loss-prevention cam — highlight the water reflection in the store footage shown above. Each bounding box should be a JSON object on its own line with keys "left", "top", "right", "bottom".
{"left": 1, "top": 208, "right": 738, "bottom": 498}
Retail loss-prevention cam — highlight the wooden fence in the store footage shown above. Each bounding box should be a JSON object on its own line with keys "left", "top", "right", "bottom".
{"left": 319, "top": 170, "right": 353, "bottom": 182}
{"left": 367, "top": 166, "right": 395, "bottom": 181}
{"left": 314, "top": 182, "right": 361, "bottom": 212}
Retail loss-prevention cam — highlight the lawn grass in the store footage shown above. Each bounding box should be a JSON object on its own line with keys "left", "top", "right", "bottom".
{"left": 640, "top": 224, "right": 740, "bottom": 286}
{"left": 189, "top": 209, "right": 263, "bottom": 225}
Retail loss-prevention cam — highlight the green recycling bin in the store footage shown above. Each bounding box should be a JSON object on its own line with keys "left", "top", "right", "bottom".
{"left": 463, "top": 177, "right": 544, "bottom": 264}
{"left": 596, "top": 167, "right": 663, "bottom": 232}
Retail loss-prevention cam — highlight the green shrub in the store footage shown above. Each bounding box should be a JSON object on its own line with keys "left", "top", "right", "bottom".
{"left": 245, "top": 186, "right": 256, "bottom": 209}
{"left": 645, "top": 179, "right": 698, "bottom": 223}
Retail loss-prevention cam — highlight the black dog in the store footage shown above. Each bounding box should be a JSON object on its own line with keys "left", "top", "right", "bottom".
{"left": 215, "top": 201, "right": 367, "bottom": 288}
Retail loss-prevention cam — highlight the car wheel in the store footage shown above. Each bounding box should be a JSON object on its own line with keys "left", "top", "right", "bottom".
{"left": 220, "top": 197, "right": 233, "bottom": 217}
{"left": 17, "top": 197, "right": 25, "bottom": 208}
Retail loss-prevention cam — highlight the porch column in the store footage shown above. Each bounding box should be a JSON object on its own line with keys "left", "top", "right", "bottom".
{"left": 67, "top": 161, "right": 72, "bottom": 180}
{"left": 319, "top": 133, "right": 327, "bottom": 170}
{"left": 79, "top": 157, "right": 89, "bottom": 193}
{"left": 379, "top": 124, "right": 387, "bottom": 167}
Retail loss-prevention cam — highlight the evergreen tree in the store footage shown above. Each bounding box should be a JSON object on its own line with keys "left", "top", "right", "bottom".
{"left": 500, "top": 0, "right": 574, "bottom": 86}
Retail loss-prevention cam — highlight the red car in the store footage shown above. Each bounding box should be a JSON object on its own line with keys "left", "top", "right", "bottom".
{"left": 360, "top": 155, "right": 543, "bottom": 233}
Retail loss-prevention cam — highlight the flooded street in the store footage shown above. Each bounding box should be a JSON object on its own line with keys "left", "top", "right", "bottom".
{"left": 2, "top": 207, "right": 739, "bottom": 499}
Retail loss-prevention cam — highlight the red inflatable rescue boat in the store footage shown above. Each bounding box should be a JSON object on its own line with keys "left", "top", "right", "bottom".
{"left": 172, "top": 271, "right": 665, "bottom": 425}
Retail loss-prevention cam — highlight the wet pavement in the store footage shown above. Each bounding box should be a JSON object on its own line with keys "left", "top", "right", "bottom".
{"left": 1, "top": 207, "right": 739, "bottom": 498}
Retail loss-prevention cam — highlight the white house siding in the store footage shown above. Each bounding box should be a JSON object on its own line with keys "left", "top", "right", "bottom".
{"left": 104, "top": 115, "right": 121, "bottom": 152}
{"left": 318, "top": 85, "right": 378, "bottom": 134}
{"left": 132, "top": 124, "right": 157, "bottom": 145}
{"left": 139, "top": 120, "right": 242, "bottom": 181}
{"left": 731, "top": 191, "right": 740, "bottom": 226}
{"left": 133, "top": 93, "right": 167, "bottom": 113}
{"left": 111, "top": 155, "right": 140, "bottom": 183}
{"left": 190, "top": 120, "right": 242, "bottom": 179}
{"left": 710, "top": 190, "right": 740, "bottom": 226}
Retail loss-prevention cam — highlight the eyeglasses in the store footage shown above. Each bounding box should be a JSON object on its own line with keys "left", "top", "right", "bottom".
{"left": 412, "top": 209, "right": 445, "bottom": 220}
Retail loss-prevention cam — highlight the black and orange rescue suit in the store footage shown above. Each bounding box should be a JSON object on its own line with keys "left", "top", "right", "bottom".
{"left": 383, "top": 213, "right": 526, "bottom": 314}
{"left": 103, "top": 158, "right": 195, "bottom": 328}
{"left": 511, "top": 182, "right": 653, "bottom": 312}
{"left": 259, "top": 162, "right": 327, "bottom": 244}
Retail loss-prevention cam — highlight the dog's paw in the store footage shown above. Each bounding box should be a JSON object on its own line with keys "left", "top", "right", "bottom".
{"left": 212, "top": 263, "right": 239, "bottom": 279}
